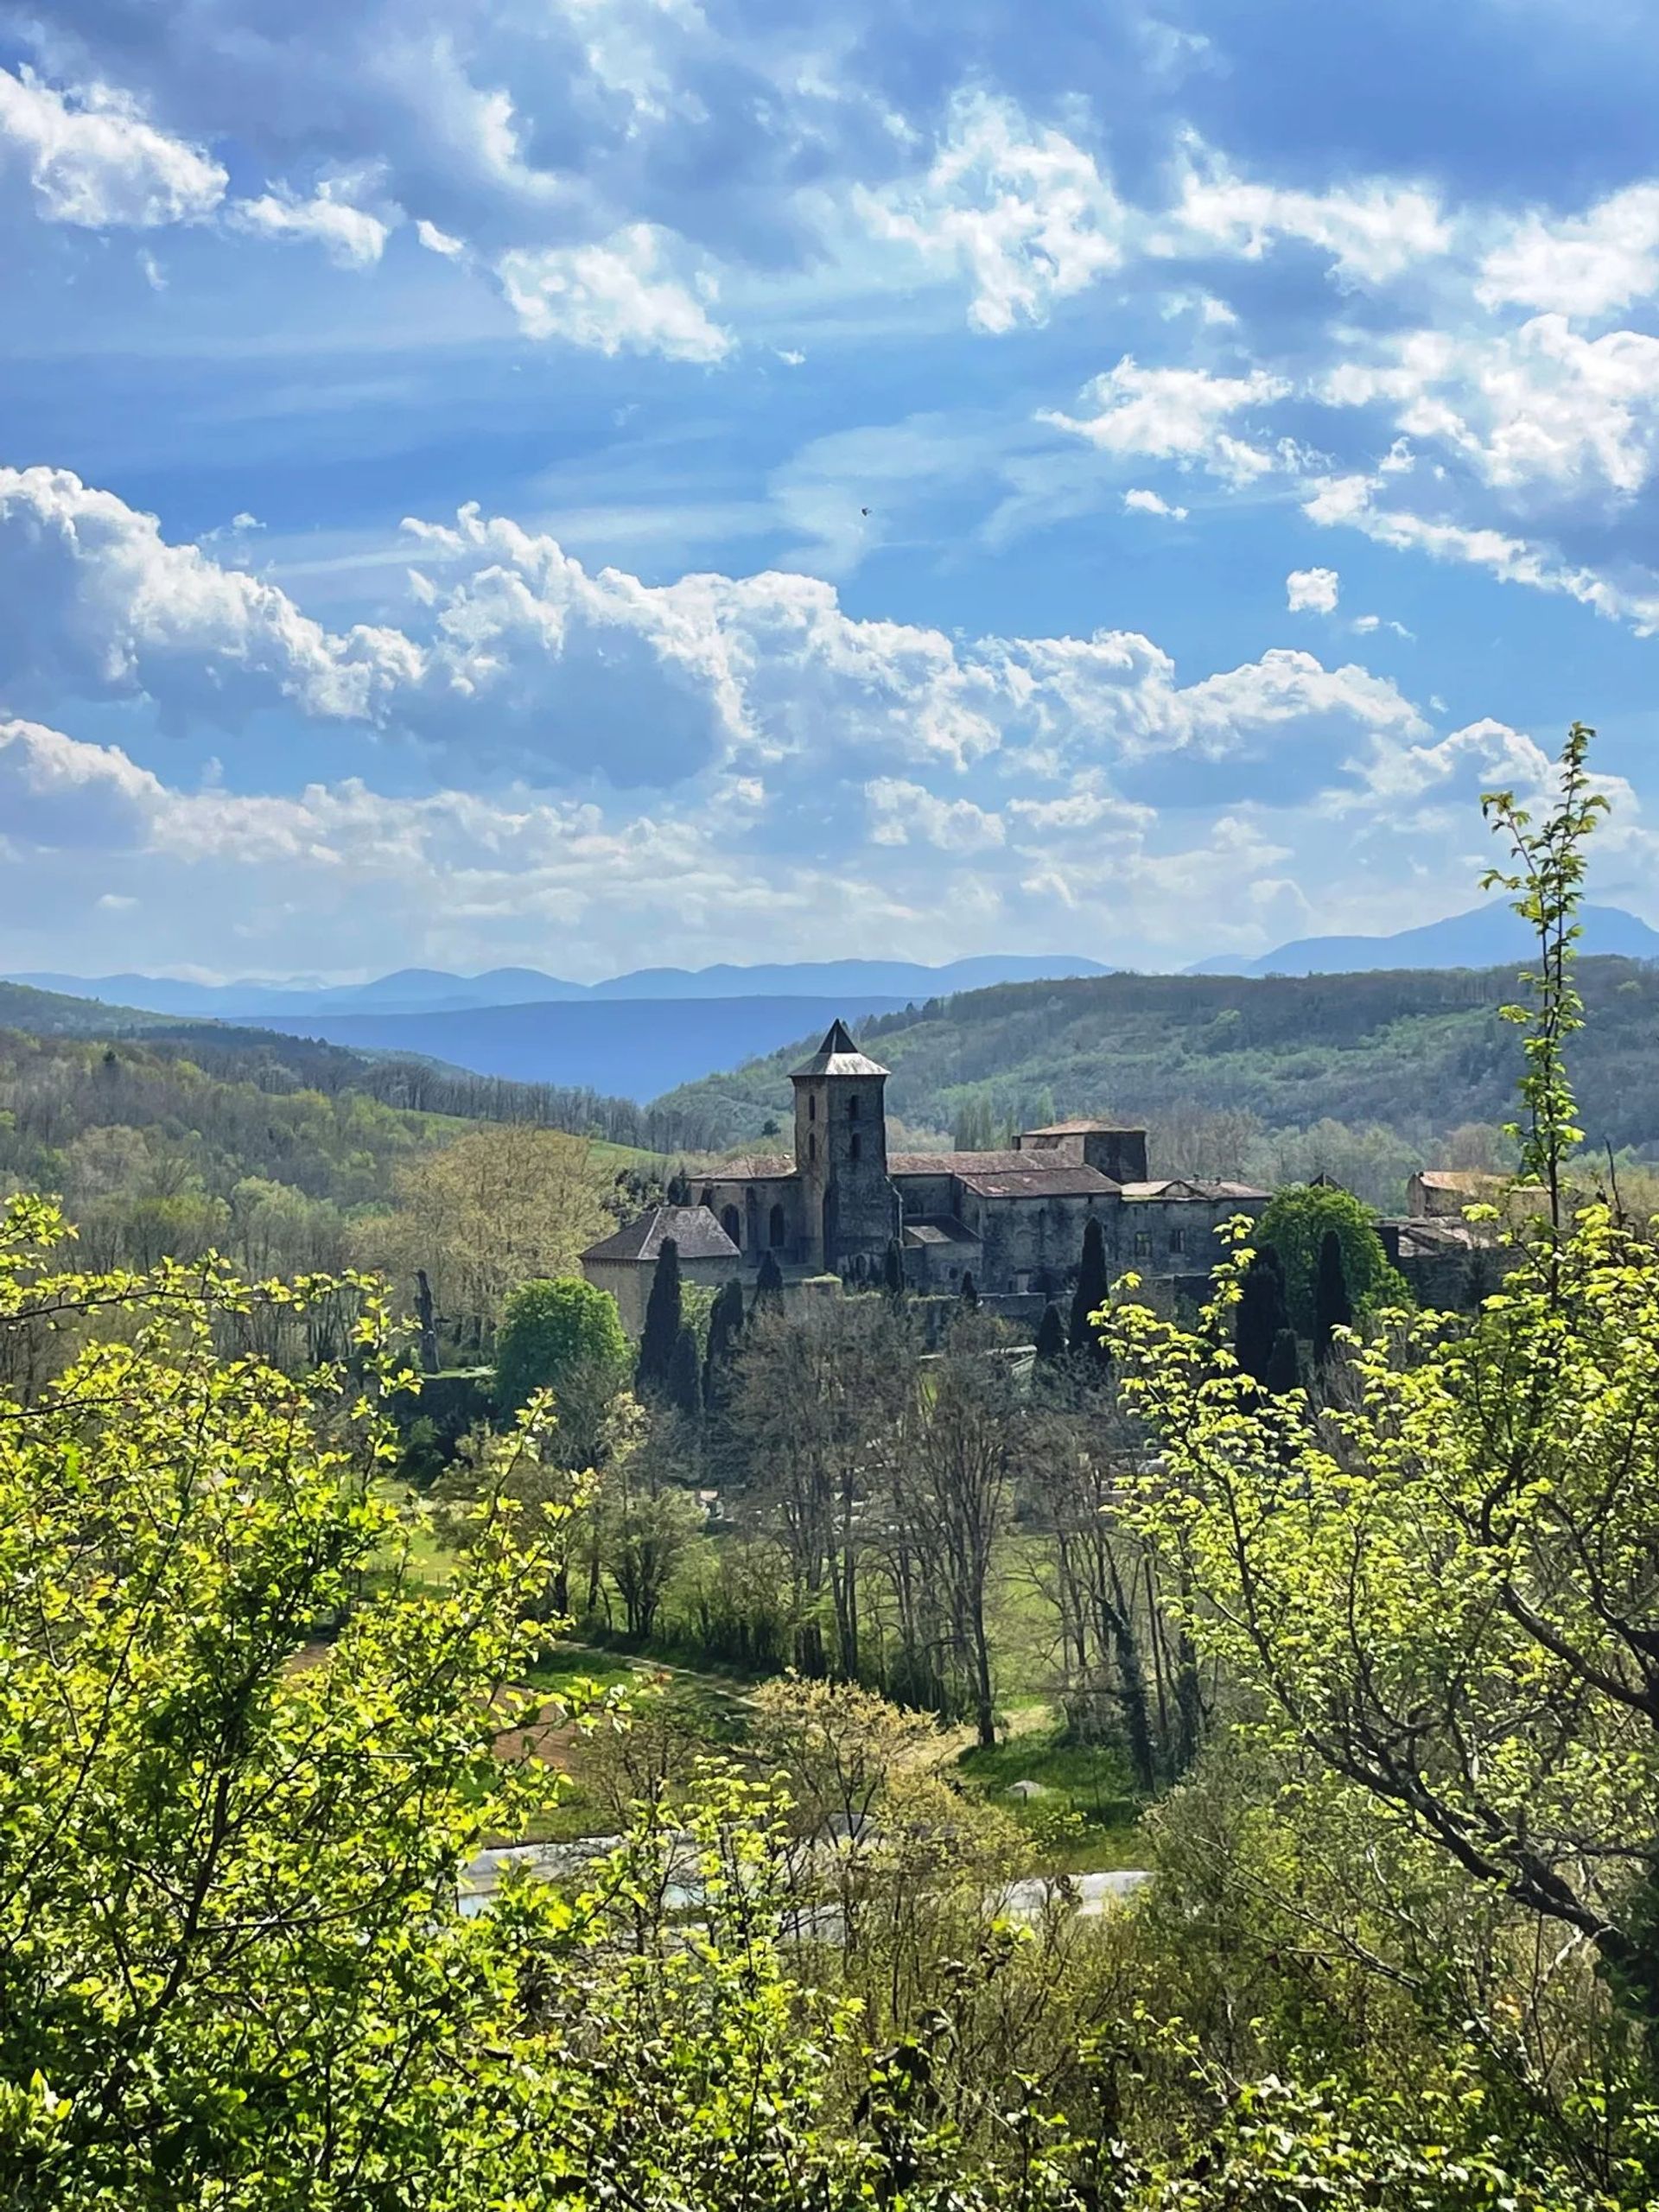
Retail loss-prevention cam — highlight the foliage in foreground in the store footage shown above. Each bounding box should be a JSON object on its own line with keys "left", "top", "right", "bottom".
{"left": 0, "top": 1194, "right": 1624, "bottom": 2209}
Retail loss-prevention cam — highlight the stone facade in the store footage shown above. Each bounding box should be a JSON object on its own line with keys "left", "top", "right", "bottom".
{"left": 582, "top": 1021, "right": 1271, "bottom": 1325}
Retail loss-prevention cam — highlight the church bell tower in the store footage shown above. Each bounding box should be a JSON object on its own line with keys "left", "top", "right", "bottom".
{"left": 790, "top": 1020, "right": 895, "bottom": 1273}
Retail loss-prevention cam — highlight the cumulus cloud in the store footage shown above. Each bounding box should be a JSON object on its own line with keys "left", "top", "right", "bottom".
{"left": 231, "top": 179, "right": 394, "bottom": 266}
{"left": 1301, "top": 471, "right": 1659, "bottom": 631}
{"left": 1478, "top": 183, "right": 1659, "bottom": 318}
{"left": 856, "top": 90, "right": 1126, "bottom": 333}
{"left": 495, "top": 224, "right": 732, "bottom": 359}
{"left": 1161, "top": 140, "right": 1452, "bottom": 285}
{"left": 1040, "top": 355, "right": 1291, "bottom": 484}
{"left": 1123, "top": 486, "right": 1188, "bottom": 519}
{"left": 1287, "top": 566, "right": 1339, "bottom": 613}
{"left": 0, "top": 64, "right": 226, "bottom": 228}
{"left": 1, "top": 465, "right": 1433, "bottom": 814}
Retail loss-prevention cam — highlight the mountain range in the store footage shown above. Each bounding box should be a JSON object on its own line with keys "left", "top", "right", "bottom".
{"left": 1189, "top": 901, "right": 1659, "bottom": 977}
{"left": 8, "top": 952, "right": 1110, "bottom": 1020}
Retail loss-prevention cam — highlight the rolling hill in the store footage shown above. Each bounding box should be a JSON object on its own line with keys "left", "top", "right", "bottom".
{"left": 649, "top": 957, "right": 1659, "bottom": 1154}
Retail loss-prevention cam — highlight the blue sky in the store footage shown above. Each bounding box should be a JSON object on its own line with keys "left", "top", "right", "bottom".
{"left": 3, "top": 0, "right": 1659, "bottom": 982}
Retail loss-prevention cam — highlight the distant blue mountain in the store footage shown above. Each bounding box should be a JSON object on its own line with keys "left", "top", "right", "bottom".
{"left": 245, "top": 996, "right": 912, "bottom": 1102}
{"left": 1187, "top": 902, "right": 1659, "bottom": 978}
{"left": 9, "top": 951, "right": 1108, "bottom": 1020}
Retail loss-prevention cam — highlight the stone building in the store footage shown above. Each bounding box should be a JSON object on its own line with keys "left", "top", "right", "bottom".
{"left": 581, "top": 1020, "right": 1269, "bottom": 1327}
{"left": 578, "top": 1203, "right": 742, "bottom": 1335}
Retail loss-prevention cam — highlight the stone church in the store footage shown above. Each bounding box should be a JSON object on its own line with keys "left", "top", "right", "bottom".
{"left": 582, "top": 1020, "right": 1268, "bottom": 1332}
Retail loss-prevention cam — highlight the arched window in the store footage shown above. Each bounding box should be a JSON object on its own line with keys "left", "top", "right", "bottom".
{"left": 808, "top": 1095, "right": 817, "bottom": 1122}
{"left": 768, "top": 1202, "right": 786, "bottom": 1248}
{"left": 721, "top": 1205, "right": 741, "bottom": 1246}
{"left": 848, "top": 1094, "right": 860, "bottom": 1122}
{"left": 849, "top": 1134, "right": 861, "bottom": 1161}
{"left": 809, "top": 1134, "right": 817, "bottom": 1164}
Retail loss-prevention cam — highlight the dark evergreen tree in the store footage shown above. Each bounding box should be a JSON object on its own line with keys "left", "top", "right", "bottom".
{"left": 1264, "top": 1325, "right": 1301, "bottom": 1396}
{"left": 667, "top": 1322, "right": 702, "bottom": 1421}
{"left": 883, "top": 1236, "right": 908, "bottom": 1302}
{"left": 1313, "top": 1228, "right": 1353, "bottom": 1363}
{"left": 1034, "top": 1300, "right": 1066, "bottom": 1365}
{"left": 1068, "top": 1216, "right": 1110, "bottom": 1365}
{"left": 752, "top": 1249, "right": 785, "bottom": 1316}
{"left": 702, "top": 1277, "right": 745, "bottom": 1411}
{"left": 1234, "top": 1247, "right": 1288, "bottom": 1385}
{"left": 664, "top": 1169, "right": 691, "bottom": 1206}
{"left": 635, "top": 1236, "right": 683, "bottom": 1398}
{"left": 959, "top": 1271, "right": 978, "bottom": 1310}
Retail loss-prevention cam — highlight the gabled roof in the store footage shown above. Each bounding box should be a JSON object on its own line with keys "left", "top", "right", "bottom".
{"left": 1021, "top": 1118, "right": 1146, "bottom": 1136}
{"left": 790, "top": 1020, "right": 890, "bottom": 1079}
{"left": 582, "top": 1204, "right": 740, "bottom": 1265}
{"left": 703, "top": 1155, "right": 796, "bottom": 1182}
{"left": 955, "top": 1165, "right": 1117, "bottom": 1198}
{"left": 889, "top": 1150, "right": 1031, "bottom": 1176}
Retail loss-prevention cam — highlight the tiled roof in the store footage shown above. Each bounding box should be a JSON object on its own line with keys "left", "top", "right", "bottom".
{"left": 789, "top": 1020, "right": 890, "bottom": 1078}
{"left": 889, "top": 1150, "right": 1030, "bottom": 1175}
{"left": 903, "top": 1215, "right": 982, "bottom": 1248}
{"left": 582, "top": 1205, "right": 741, "bottom": 1265}
{"left": 1415, "top": 1170, "right": 1494, "bottom": 1191}
{"left": 702, "top": 1156, "right": 796, "bottom": 1182}
{"left": 1021, "top": 1118, "right": 1146, "bottom": 1136}
{"left": 955, "top": 1165, "right": 1117, "bottom": 1198}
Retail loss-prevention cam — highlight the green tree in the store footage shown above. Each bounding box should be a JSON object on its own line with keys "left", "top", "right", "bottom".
{"left": 701, "top": 1276, "right": 745, "bottom": 1413}
{"left": 1312, "top": 1225, "right": 1353, "bottom": 1363}
{"left": 1263, "top": 1324, "right": 1300, "bottom": 1395}
{"left": 1255, "top": 1182, "right": 1407, "bottom": 1335}
{"left": 1232, "top": 1245, "right": 1287, "bottom": 1384}
{"left": 1033, "top": 1300, "right": 1066, "bottom": 1366}
{"left": 1068, "top": 1215, "right": 1109, "bottom": 1363}
{"left": 635, "top": 1236, "right": 683, "bottom": 1399}
{"left": 958, "top": 1270, "right": 978, "bottom": 1311}
{"left": 752, "top": 1248, "right": 785, "bottom": 1315}
{"left": 1113, "top": 727, "right": 1659, "bottom": 2106}
{"left": 667, "top": 1320, "right": 702, "bottom": 1421}
{"left": 883, "top": 1236, "right": 907, "bottom": 1302}
{"left": 493, "top": 1274, "right": 629, "bottom": 1446}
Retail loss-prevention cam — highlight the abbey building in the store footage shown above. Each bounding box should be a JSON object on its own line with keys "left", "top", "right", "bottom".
{"left": 582, "top": 1020, "right": 1268, "bottom": 1332}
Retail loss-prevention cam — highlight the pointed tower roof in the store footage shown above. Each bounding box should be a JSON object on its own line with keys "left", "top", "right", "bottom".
{"left": 789, "top": 1019, "right": 889, "bottom": 1079}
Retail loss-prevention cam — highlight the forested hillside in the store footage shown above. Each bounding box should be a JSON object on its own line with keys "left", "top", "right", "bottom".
{"left": 655, "top": 957, "right": 1659, "bottom": 1164}
{"left": 0, "top": 1027, "right": 664, "bottom": 1346}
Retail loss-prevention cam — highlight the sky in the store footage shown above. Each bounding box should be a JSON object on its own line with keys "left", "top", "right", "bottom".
{"left": 3, "top": 0, "right": 1659, "bottom": 983}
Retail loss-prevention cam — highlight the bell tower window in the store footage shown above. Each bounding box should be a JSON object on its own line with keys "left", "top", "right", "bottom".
{"left": 848, "top": 1094, "right": 860, "bottom": 1122}
{"left": 850, "top": 1134, "right": 861, "bottom": 1161}
{"left": 809, "top": 1095, "right": 817, "bottom": 1122}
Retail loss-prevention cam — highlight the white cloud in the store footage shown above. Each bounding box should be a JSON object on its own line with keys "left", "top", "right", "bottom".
{"left": 1301, "top": 470, "right": 1659, "bottom": 631}
{"left": 0, "top": 65, "right": 226, "bottom": 228}
{"left": 1351, "top": 613, "right": 1414, "bottom": 639}
{"left": 1478, "top": 183, "right": 1659, "bottom": 318}
{"left": 1123, "top": 486, "right": 1188, "bottom": 519}
{"left": 1040, "top": 355, "right": 1290, "bottom": 484}
{"left": 1287, "top": 565, "right": 1339, "bottom": 613}
{"left": 415, "top": 217, "right": 467, "bottom": 258}
{"left": 495, "top": 224, "right": 732, "bottom": 360}
{"left": 856, "top": 90, "right": 1125, "bottom": 333}
{"left": 867, "top": 778, "right": 1006, "bottom": 851}
{"left": 232, "top": 180, "right": 394, "bottom": 267}
{"left": 1162, "top": 140, "right": 1452, "bottom": 285}
{"left": 1, "top": 467, "right": 1431, "bottom": 809}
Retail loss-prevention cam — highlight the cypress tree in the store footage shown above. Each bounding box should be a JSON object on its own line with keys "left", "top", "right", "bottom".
{"left": 1234, "top": 1248, "right": 1288, "bottom": 1385}
{"left": 959, "top": 1271, "right": 978, "bottom": 1311}
{"left": 1068, "top": 1216, "right": 1110, "bottom": 1363}
{"left": 636, "top": 1235, "right": 683, "bottom": 1398}
{"left": 702, "top": 1277, "right": 745, "bottom": 1411}
{"left": 667, "top": 1322, "right": 702, "bottom": 1421}
{"left": 1313, "top": 1228, "right": 1353, "bottom": 1363}
{"left": 1034, "top": 1300, "right": 1066, "bottom": 1366}
{"left": 883, "top": 1236, "right": 908, "bottom": 1302}
{"left": 752, "top": 1249, "right": 785, "bottom": 1316}
{"left": 1264, "top": 1325, "right": 1301, "bottom": 1396}
{"left": 665, "top": 1169, "right": 691, "bottom": 1206}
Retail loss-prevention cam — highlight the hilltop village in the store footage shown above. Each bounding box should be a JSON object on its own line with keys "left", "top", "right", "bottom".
{"left": 582, "top": 1020, "right": 1491, "bottom": 1329}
